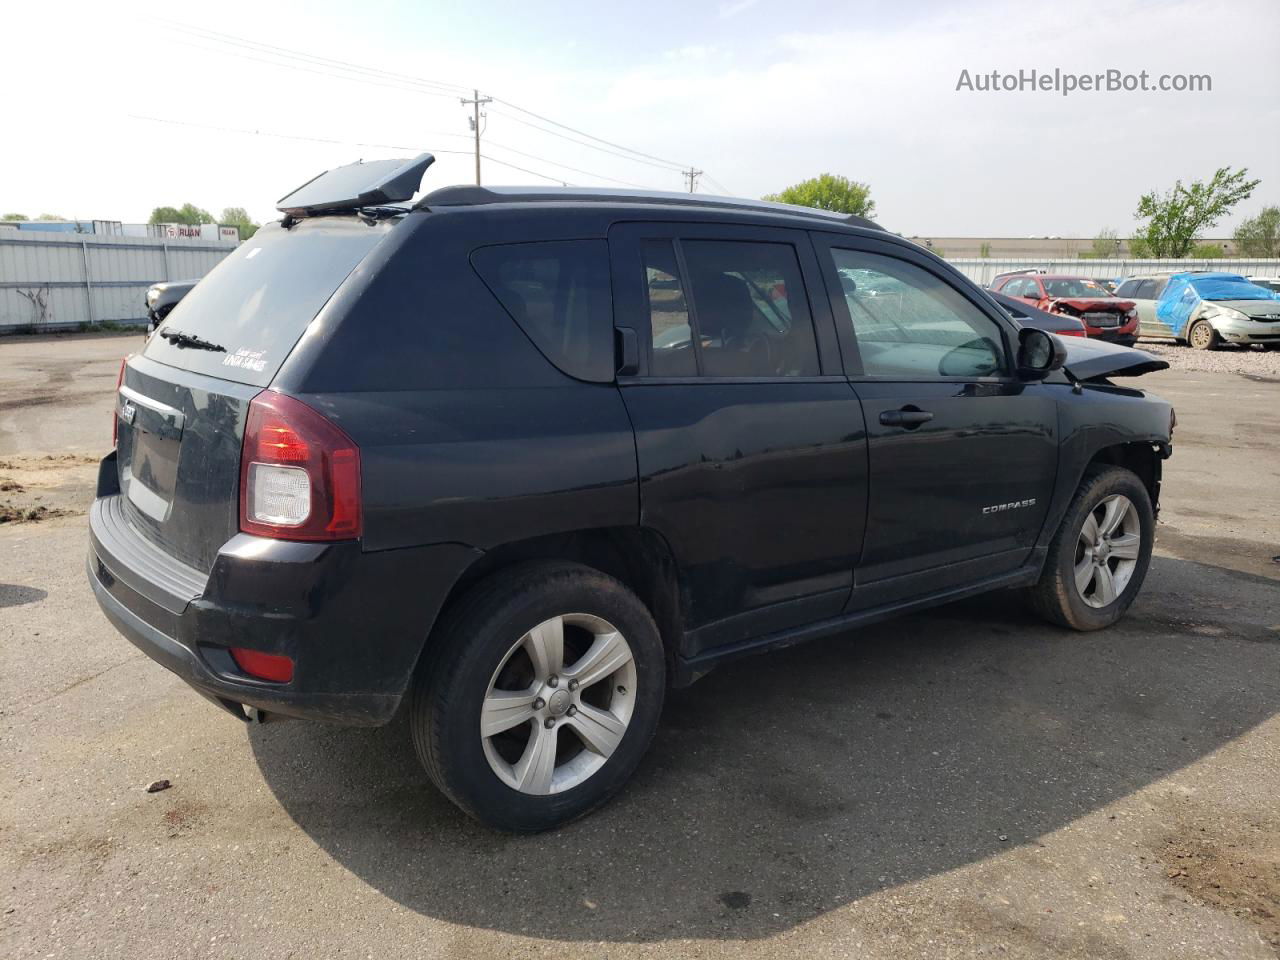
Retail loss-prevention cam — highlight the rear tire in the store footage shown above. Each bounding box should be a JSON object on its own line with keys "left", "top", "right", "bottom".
{"left": 1188, "top": 319, "right": 1219, "bottom": 351}
{"left": 1026, "top": 466, "right": 1154, "bottom": 631}
{"left": 410, "top": 561, "right": 665, "bottom": 832}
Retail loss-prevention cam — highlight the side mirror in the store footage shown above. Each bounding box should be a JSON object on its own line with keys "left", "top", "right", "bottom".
{"left": 1016, "top": 327, "right": 1067, "bottom": 381}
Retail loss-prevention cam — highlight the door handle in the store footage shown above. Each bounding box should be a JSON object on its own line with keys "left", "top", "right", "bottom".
{"left": 879, "top": 407, "right": 934, "bottom": 429}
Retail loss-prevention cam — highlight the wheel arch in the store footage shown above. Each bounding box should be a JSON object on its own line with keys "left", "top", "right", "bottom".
{"left": 1084, "top": 441, "right": 1162, "bottom": 511}
{"left": 424, "top": 526, "right": 686, "bottom": 676}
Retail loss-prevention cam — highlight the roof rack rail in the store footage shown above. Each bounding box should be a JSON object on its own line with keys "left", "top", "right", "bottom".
{"left": 416, "top": 185, "right": 883, "bottom": 231}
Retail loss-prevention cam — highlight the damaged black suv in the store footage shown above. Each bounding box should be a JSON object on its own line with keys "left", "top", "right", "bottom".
{"left": 89, "top": 155, "right": 1174, "bottom": 831}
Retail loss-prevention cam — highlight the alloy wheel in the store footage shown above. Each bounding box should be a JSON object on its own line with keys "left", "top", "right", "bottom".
{"left": 1073, "top": 494, "right": 1141, "bottom": 609}
{"left": 480, "top": 614, "right": 637, "bottom": 795}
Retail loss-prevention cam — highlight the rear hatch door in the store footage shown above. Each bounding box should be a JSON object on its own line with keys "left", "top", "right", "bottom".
{"left": 116, "top": 217, "right": 390, "bottom": 571}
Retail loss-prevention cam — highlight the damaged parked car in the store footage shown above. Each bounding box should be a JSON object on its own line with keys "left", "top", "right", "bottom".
{"left": 89, "top": 155, "right": 1175, "bottom": 831}
{"left": 992, "top": 272, "right": 1139, "bottom": 346}
{"left": 1151, "top": 272, "right": 1280, "bottom": 350}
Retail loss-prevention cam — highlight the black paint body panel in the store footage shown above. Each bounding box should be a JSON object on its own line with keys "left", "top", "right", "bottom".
{"left": 88, "top": 199, "right": 1173, "bottom": 724}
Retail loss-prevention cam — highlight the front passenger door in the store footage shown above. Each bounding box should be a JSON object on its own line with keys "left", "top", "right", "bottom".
{"left": 815, "top": 236, "right": 1059, "bottom": 608}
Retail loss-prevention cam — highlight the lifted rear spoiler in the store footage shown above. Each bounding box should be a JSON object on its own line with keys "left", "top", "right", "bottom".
{"left": 276, "top": 153, "right": 435, "bottom": 218}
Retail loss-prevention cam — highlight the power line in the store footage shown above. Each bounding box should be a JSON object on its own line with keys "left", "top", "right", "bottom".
{"left": 127, "top": 114, "right": 470, "bottom": 154}
{"left": 486, "top": 109, "right": 686, "bottom": 174}
{"left": 155, "top": 19, "right": 700, "bottom": 178}
{"left": 485, "top": 140, "right": 649, "bottom": 188}
{"left": 488, "top": 96, "right": 693, "bottom": 171}
{"left": 480, "top": 155, "right": 573, "bottom": 186}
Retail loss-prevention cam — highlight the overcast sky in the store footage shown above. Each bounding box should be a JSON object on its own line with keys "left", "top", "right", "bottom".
{"left": 5, "top": 0, "right": 1278, "bottom": 236}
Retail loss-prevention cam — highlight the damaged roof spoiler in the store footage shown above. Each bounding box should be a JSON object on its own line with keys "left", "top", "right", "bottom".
{"left": 276, "top": 153, "right": 435, "bottom": 218}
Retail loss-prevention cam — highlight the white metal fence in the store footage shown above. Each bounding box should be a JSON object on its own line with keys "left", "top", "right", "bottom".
{"left": 0, "top": 231, "right": 237, "bottom": 333}
{"left": 946, "top": 257, "right": 1280, "bottom": 287}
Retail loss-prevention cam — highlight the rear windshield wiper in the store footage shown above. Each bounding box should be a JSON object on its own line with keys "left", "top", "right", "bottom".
{"left": 159, "top": 328, "right": 225, "bottom": 352}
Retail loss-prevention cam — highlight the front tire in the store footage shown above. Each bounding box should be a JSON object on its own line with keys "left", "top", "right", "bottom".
{"left": 1026, "top": 466, "right": 1154, "bottom": 631}
{"left": 411, "top": 562, "right": 665, "bottom": 832}
{"left": 1188, "top": 319, "right": 1219, "bottom": 351}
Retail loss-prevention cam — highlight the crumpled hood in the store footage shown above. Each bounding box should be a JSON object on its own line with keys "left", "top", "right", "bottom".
{"left": 1060, "top": 335, "right": 1168, "bottom": 380}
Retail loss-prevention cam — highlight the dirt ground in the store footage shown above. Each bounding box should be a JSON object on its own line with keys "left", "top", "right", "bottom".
{"left": 1, "top": 332, "right": 1277, "bottom": 959}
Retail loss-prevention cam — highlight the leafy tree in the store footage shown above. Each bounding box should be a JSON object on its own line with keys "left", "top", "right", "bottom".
{"left": 1128, "top": 236, "right": 1153, "bottom": 259}
{"left": 1233, "top": 205, "right": 1279, "bottom": 257}
{"left": 148, "top": 203, "right": 215, "bottom": 225}
{"left": 1091, "top": 228, "right": 1118, "bottom": 259}
{"left": 2, "top": 212, "right": 29, "bottom": 220}
{"left": 1189, "top": 242, "right": 1225, "bottom": 259}
{"left": 763, "top": 174, "right": 875, "bottom": 218}
{"left": 220, "top": 206, "right": 260, "bottom": 241}
{"left": 1133, "top": 167, "right": 1260, "bottom": 258}
{"left": 35, "top": 213, "right": 66, "bottom": 221}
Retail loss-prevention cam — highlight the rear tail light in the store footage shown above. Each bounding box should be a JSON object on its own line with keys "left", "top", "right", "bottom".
{"left": 239, "top": 391, "right": 362, "bottom": 541}
{"left": 112, "top": 357, "right": 127, "bottom": 446}
{"left": 230, "top": 647, "right": 295, "bottom": 683}
{"left": 1059, "top": 329, "right": 1087, "bottom": 337}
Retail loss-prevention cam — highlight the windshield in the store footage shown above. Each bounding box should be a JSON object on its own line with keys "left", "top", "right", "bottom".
{"left": 1043, "top": 278, "right": 1112, "bottom": 298}
{"left": 1192, "top": 277, "right": 1280, "bottom": 301}
{"left": 142, "top": 217, "right": 390, "bottom": 387}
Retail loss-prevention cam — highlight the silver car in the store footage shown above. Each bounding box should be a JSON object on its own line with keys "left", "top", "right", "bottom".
{"left": 1117, "top": 273, "right": 1280, "bottom": 350}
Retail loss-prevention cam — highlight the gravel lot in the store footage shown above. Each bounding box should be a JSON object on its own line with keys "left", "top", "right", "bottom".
{"left": 1140, "top": 340, "right": 1280, "bottom": 377}
{"left": 2, "top": 333, "right": 1278, "bottom": 960}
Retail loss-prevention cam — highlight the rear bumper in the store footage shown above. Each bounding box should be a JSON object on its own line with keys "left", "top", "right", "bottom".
{"left": 88, "top": 488, "right": 480, "bottom": 726}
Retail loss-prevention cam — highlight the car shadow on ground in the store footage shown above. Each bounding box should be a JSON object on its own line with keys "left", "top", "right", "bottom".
{"left": 248, "top": 555, "right": 1279, "bottom": 942}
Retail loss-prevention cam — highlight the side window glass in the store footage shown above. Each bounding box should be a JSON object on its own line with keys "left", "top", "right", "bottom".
{"left": 641, "top": 239, "right": 697, "bottom": 377}
{"left": 1003, "top": 277, "right": 1027, "bottom": 297}
{"left": 1115, "top": 280, "right": 1137, "bottom": 298}
{"left": 831, "top": 249, "right": 1008, "bottom": 379}
{"left": 471, "top": 239, "right": 613, "bottom": 382}
{"left": 680, "top": 240, "right": 820, "bottom": 378}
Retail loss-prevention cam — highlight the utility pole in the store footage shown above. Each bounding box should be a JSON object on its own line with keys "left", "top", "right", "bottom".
{"left": 683, "top": 167, "right": 703, "bottom": 193}
{"left": 460, "top": 89, "right": 492, "bottom": 185}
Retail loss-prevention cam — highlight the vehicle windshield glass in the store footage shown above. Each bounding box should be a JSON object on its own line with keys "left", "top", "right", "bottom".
{"left": 1043, "top": 278, "right": 1112, "bottom": 298}
{"left": 142, "top": 217, "right": 389, "bottom": 387}
{"left": 1192, "top": 277, "right": 1280, "bottom": 301}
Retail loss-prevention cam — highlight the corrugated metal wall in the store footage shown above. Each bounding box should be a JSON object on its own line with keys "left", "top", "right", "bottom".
{"left": 0, "top": 232, "right": 237, "bottom": 333}
{"left": 946, "top": 257, "right": 1280, "bottom": 286}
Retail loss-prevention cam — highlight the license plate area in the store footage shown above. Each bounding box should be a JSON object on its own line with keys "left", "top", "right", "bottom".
{"left": 117, "top": 386, "right": 185, "bottom": 522}
{"left": 1082, "top": 312, "right": 1121, "bottom": 327}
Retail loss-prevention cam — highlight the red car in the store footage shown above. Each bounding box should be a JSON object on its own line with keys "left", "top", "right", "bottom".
{"left": 992, "top": 273, "right": 1138, "bottom": 345}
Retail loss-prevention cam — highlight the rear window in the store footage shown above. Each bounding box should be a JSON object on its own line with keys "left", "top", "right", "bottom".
{"left": 471, "top": 239, "right": 614, "bottom": 382}
{"left": 142, "top": 218, "right": 388, "bottom": 387}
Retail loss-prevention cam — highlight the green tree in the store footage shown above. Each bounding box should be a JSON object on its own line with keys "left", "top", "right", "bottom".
{"left": 1134, "top": 167, "right": 1260, "bottom": 258}
{"left": 220, "top": 206, "right": 260, "bottom": 241}
{"left": 148, "top": 203, "right": 214, "bottom": 225}
{"left": 1233, "top": 205, "right": 1280, "bottom": 257}
{"left": 763, "top": 174, "right": 875, "bottom": 218}
{"left": 1128, "top": 236, "right": 1153, "bottom": 259}
{"left": 2, "top": 212, "right": 29, "bottom": 220}
{"left": 1091, "top": 228, "right": 1118, "bottom": 259}
{"left": 35, "top": 213, "right": 66, "bottom": 221}
{"left": 1189, "top": 242, "right": 1225, "bottom": 259}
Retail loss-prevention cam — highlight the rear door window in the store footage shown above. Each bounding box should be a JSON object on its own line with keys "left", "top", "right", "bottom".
{"left": 680, "top": 240, "right": 820, "bottom": 378}
{"left": 471, "top": 239, "right": 614, "bottom": 382}
{"left": 141, "top": 218, "right": 389, "bottom": 387}
{"left": 641, "top": 239, "right": 697, "bottom": 377}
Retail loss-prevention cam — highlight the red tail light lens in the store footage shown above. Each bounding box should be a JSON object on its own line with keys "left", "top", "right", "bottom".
{"left": 112, "top": 357, "right": 127, "bottom": 446}
{"left": 239, "top": 391, "right": 362, "bottom": 541}
{"left": 1058, "top": 329, "right": 1087, "bottom": 337}
{"left": 230, "top": 647, "right": 295, "bottom": 683}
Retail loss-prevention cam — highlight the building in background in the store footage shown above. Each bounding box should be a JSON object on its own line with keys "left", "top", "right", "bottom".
{"left": 0, "top": 220, "right": 240, "bottom": 242}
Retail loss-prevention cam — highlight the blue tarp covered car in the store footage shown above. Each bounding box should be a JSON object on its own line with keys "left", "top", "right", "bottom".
{"left": 1154, "top": 272, "right": 1280, "bottom": 350}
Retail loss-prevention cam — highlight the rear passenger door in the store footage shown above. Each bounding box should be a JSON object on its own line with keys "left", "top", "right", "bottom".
{"left": 609, "top": 222, "right": 868, "bottom": 656}
{"left": 813, "top": 234, "right": 1059, "bottom": 607}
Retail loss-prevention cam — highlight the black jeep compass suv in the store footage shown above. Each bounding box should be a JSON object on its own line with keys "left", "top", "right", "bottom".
{"left": 89, "top": 155, "right": 1174, "bottom": 831}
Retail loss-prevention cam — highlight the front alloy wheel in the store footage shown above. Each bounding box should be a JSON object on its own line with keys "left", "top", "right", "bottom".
{"left": 481, "top": 614, "right": 637, "bottom": 795}
{"left": 1026, "top": 466, "right": 1154, "bottom": 631}
{"left": 1073, "top": 494, "right": 1141, "bottom": 608}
